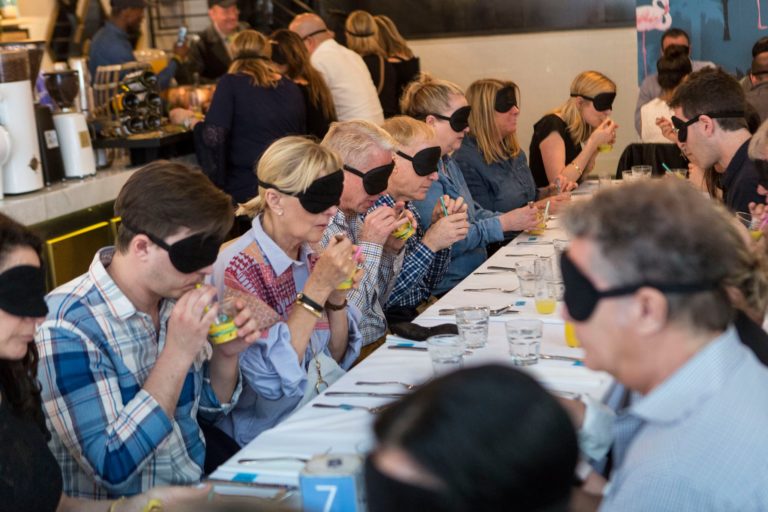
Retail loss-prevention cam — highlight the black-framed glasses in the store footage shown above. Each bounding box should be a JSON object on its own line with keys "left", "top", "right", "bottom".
{"left": 671, "top": 111, "right": 745, "bottom": 143}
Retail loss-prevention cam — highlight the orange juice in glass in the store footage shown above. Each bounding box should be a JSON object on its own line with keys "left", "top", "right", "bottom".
{"left": 564, "top": 322, "right": 580, "bottom": 348}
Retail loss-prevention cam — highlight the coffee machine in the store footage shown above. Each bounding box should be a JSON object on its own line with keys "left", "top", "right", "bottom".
{"left": 43, "top": 70, "right": 96, "bottom": 179}
{"left": 0, "top": 49, "right": 44, "bottom": 196}
{"left": 0, "top": 41, "right": 66, "bottom": 186}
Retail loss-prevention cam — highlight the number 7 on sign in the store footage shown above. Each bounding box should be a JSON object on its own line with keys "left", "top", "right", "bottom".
{"left": 316, "top": 485, "right": 338, "bottom": 512}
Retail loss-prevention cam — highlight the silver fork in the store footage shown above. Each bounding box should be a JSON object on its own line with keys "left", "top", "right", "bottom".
{"left": 463, "top": 287, "right": 518, "bottom": 294}
{"left": 312, "top": 403, "right": 389, "bottom": 414}
{"left": 356, "top": 380, "right": 418, "bottom": 390}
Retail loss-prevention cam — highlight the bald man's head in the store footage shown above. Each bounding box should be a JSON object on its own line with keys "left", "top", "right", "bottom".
{"left": 289, "top": 13, "right": 332, "bottom": 53}
{"left": 289, "top": 13, "right": 326, "bottom": 37}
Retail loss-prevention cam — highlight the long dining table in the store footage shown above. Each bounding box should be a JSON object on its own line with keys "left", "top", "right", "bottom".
{"left": 208, "top": 182, "right": 612, "bottom": 501}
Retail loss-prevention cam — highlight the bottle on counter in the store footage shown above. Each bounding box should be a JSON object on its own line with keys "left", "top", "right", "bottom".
{"left": 116, "top": 115, "right": 145, "bottom": 136}
{"left": 110, "top": 92, "right": 141, "bottom": 113}
{"left": 144, "top": 114, "right": 162, "bottom": 130}
{"left": 145, "top": 92, "right": 163, "bottom": 112}
{"left": 119, "top": 70, "right": 158, "bottom": 93}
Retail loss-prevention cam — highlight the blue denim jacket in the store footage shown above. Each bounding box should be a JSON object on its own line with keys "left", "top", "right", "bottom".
{"left": 454, "top": 135, "right": 537, "bottom": 213}
{"left": 412, "top": 155, "right": 503, "bottom": 295}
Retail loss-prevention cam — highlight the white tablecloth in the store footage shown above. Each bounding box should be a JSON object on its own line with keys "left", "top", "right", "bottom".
{"left": 210, "top": 190, "right": 611, "bottom": 492}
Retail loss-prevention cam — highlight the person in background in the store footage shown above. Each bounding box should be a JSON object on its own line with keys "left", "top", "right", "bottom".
{"left": 378, "top": 116, "right": 469, "bottom": 323}
{"left": 669, "top": 67, "right": 761, "bottom": 213}
{"left": 191, "top": 29, "right": 305, "bottom": 205}
{"left": 270, "top": 29, "right": 337, "bottom": 139}
{"left": 88, "top": 0, "right": 188, "bottom": 91}
{"left": 374, "top": 15, "right": 420, "bottom": 100}
{"left": 741, "top": 36, "right": 768, "bottom": 93}
{"left": 402, "top": 74, "right": 539, "bottom": 295}
{"left": 36, "top": 161, "right": 261, "bottom": 498}
{"left": 186, "top": 0, "right": 249, "bottom": 84}
{"left": 320, "top": 120, "right": 407, "bottom": 349}
{"left": 747, "top": 52, "right": 768, "bottom": 123}
{"left": 528, "top": 70, "right": 618, "bottom": 188}
{"left": 640, "top": 44, "right": 692, "bottom": 143}
{"left": 0, "top": 214, "right": 212, "bottom": 511}
{"left": 455, "top": 78, "right": 570, "bottom": 218}
{"left": 289, "top": 13, "right": 383, "bottom": 124}
{"left": 366, "top": 364, "right": 577, "bottom": 512}
{"left": 635, "top": 27, "right": 715, "bottom": 134}
{"left": 211, "top": 137, "right": 363, "bottom": 446}
{"left": 562, "top": 179, "right": 768, "bottom": 511}
{"left": 345, "top": 10, "right": 399, "bottom": 119}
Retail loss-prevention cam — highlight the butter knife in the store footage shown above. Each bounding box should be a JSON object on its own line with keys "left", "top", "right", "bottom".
{"left": 325, "top": 391, "right": 408, "bottom": 398}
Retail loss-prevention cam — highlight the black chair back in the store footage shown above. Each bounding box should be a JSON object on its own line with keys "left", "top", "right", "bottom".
{"left": 615, "top": 143, "right": 689, "bottom": 179}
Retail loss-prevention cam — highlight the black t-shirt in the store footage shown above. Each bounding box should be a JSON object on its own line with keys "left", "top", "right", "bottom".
{"left": 0, "top": 397, "right": 62, "bottom": 511}
{"left": 529, "top": 113, "right": 582, "bottom": 188}
{"left": 363, "top": 54, "right": 399, "bottom": 119}
{"left": 297, "top": 82, "right": 335, "bottom": 140}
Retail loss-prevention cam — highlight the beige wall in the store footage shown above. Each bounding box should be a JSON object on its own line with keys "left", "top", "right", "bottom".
{"left": 410, "top": 27, "right": 640, "bottom": 175}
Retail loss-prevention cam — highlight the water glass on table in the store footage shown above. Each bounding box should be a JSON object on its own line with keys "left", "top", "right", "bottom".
{"left": 621, "top": 170, "right": 634, "bottom": 182}
{"left": 631, "top": 165, "right": 652, "bottom": 180}
{"left": 514, "top": 257, "right": 539, "bottom": 297}
{"left": 506, "top": 319, "right": 543, "bottom": 366}
{"left": 455, "top": 306, "right": 490, "bottom": 348}
{"left": 427, "top": 334, "right": 465, "bottom": 375}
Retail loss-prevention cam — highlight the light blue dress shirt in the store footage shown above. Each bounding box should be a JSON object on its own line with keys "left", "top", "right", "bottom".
{"left": 601, "top": 326, "right": 768, "bottom": 511}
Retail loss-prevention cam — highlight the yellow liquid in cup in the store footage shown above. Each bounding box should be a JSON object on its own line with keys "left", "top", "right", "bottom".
{"left": 392, "top": 221, "right": 415, "bottom": 241}
{"left": 751, "top": 230, "right": 763, "bottom": 241}
{"left": 597, "top": 144, "right": 613, "bottom": 153}
{"left": 535, "top": 298, "right": 557, "bottom": 314}
{"left": 565, "top": 322, "right": 580, "bottom": 348}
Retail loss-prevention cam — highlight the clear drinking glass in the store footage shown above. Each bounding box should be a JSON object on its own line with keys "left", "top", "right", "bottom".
{"left": 427, "top": 334, "right": 464, "bottom": 375}
{"left": 455, "top": 306, "right": 490, "bottom": 348}
{"left": 506, "top": 319, "right": 543, "bottom": 366}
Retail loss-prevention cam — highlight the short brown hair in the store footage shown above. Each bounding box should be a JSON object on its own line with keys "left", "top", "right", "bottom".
{"left": 563, "top": 179, "right": 754, "bottom": 332}
{"left": 669, "top": 67, "right": 748, "bottom": 132}
{"left": 114, "top": 160, "right": 234, "bottom": 252}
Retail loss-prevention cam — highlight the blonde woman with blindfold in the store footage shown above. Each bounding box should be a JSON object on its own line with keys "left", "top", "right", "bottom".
{"left": 455, "top": 79, "right": 572, "bottom": 222}
{"left": 210, "top": 136, "right": 364, "bottom": 446}
{"left": 529, "top": 70, "right": 619, "bottom": 188}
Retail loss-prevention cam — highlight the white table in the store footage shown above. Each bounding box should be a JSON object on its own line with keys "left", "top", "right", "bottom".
{"left": 210, "top": 186, "right": 611, "bottom": 496}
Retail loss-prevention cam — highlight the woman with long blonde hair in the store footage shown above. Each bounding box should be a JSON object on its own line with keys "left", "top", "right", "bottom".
{"left": 270, "top": 28, "right": 337, "bottom": 139}
{"left": 529, "top": 70, "right": 618, "bottom": 187}
{"left": 454, "top": 78, "right": 569, "bottom": 219}
{"left": 193, "top": 29, "right": 306, "bottom": 204}
{"left": 345, "top": 10, "right": 399, "bottom": 118}
{"left": 374, "top": 14, "right": 420, "bottom": 96}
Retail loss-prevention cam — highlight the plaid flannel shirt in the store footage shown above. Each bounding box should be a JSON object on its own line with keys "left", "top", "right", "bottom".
{"left": 372, "top": 194, "right": 450, "bottom": 310}
{"left": 321, "top": 210, "right": 401, "bottom": 345}
{"left": 36, "top": 248, "right": 241, "bottom": 499}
